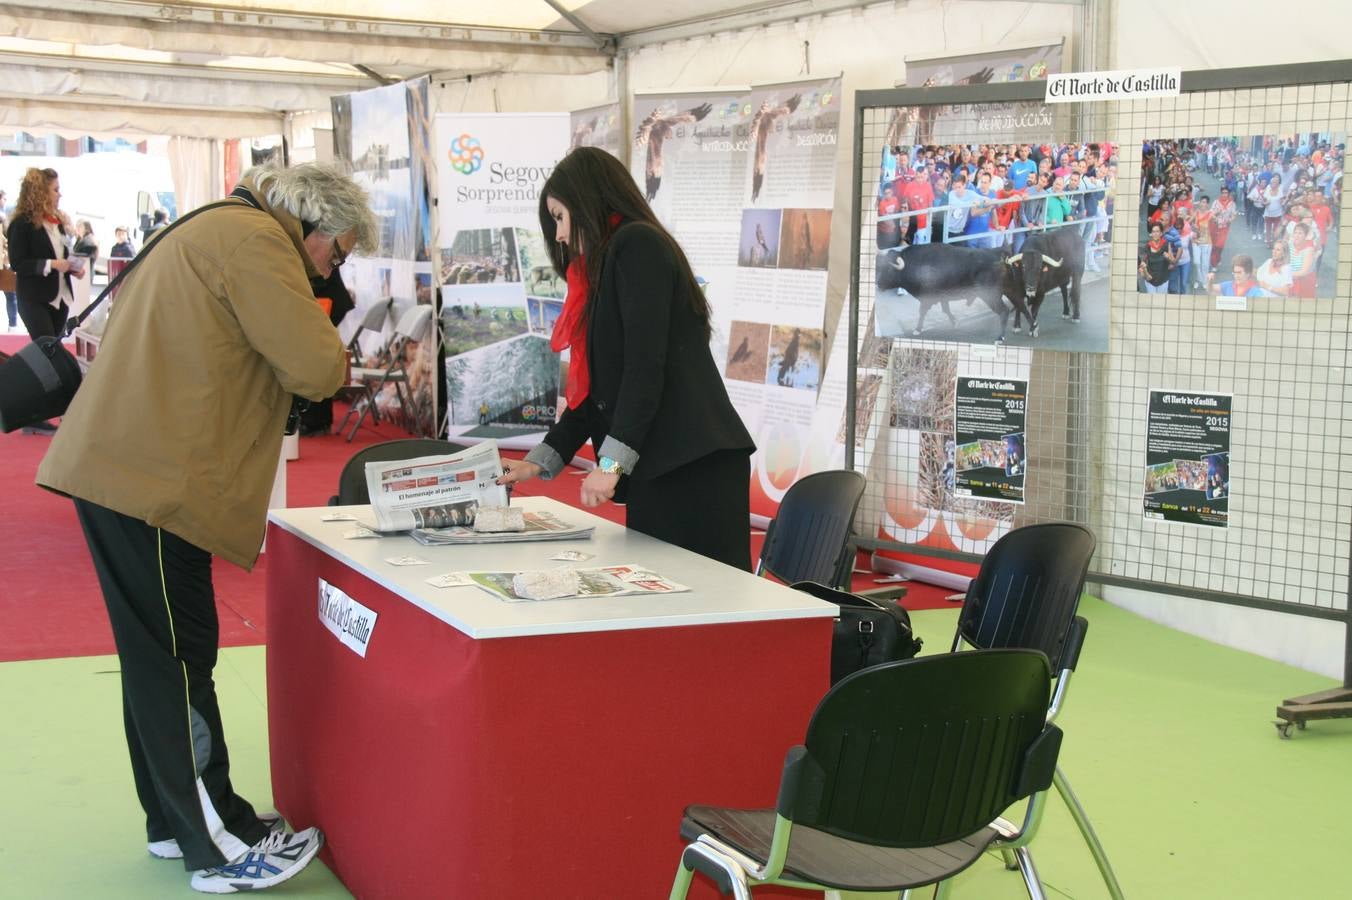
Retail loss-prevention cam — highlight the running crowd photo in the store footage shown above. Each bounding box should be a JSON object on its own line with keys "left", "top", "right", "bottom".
{"left": 1138, "top": 135, "right": 1343, "bottom": 297}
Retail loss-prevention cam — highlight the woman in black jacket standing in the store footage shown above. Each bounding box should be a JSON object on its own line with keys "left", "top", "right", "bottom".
{"left": 498, "top": 147, "right": 756, "bottom": 570}
{"left": 5, "top": 167, "right": 78, "bottom": 340}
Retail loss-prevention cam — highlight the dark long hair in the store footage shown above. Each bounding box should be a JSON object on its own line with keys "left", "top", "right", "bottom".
{"left": 538, "top": 147, "right": 711, "bottom": 340}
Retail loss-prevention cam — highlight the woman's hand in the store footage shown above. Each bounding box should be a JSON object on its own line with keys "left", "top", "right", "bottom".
{"left": 579, "top": 469, "right": 620, "bottom": 507}
{"left": 497, "top": 459, "right": 542, "bottom": 486}
{"left": 50, "top": 258, "right": 71, "bottom": 274}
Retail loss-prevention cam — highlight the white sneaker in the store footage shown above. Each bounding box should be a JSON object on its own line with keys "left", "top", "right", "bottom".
{"left": 190, "top": 827, "right": 323, "bottom": 894}
{"left": 148, "top": 813, "right": 284, "bottom": 860}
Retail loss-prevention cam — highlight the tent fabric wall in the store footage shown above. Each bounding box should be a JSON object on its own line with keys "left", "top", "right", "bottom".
{"left": 0, "top": 98, "right": 284, "bottom": 141}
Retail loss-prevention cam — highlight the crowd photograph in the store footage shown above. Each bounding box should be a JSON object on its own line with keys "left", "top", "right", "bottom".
{"left": 1138, "top": 134, "right": 1343, "bottom": 297}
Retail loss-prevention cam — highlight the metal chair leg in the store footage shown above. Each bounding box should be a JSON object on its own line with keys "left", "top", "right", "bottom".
{"left": 1053, "top": 767, "right": 1126, "bottom": 900}
{"left": 1013, "top": 848, "right": 1047, "bottom": 900}
{"left": 669, "top": 858, "right": 695, "bottom": 900}
{"left": 1000, "top": 848, "right": 1019, "bottom": 870}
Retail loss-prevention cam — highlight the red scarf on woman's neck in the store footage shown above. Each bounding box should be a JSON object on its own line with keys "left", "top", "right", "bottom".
{"left": 549, "top": 213, "right": 622, "bottom": 410}
{"left": 43, "top": 214, "right": 62, "bottom": 226}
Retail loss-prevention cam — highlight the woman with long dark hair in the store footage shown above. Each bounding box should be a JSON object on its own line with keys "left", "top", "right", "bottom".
{"left": 497, "top": 147, "right": 756, "bottom": 570}
{"left": 5, "top": 167, "right": 78, "bottom": 340}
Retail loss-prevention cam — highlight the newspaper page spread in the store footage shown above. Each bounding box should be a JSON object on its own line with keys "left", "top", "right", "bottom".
{"left": 410, "top": 509, "right": 594, "bottom": 546}
{"left": 364, "top": 441, "right": 509, "bottom": 533}
{"left": 468, "top": 564, "right": 689, "bottom": 602}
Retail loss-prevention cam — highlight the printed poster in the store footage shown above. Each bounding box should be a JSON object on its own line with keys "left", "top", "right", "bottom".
{"left": 1144, "top": 389, "right": 1231, "bottom": 528}
{"left": 435, "top": 112, "right": 571, "bottom": 440}
{"left": 954, "top": 376, "right": 1027, "bottom": 503}
{"left": 569, "top": 102, "right": 623, "bottom": 158}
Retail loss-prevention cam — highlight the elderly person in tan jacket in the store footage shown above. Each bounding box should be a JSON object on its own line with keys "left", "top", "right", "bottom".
{"left": 36, "top": 162, "right": 375, "bottom": 895}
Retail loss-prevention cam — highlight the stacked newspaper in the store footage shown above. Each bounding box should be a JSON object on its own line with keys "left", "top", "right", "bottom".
{"left": 410, "top": 509, "right": 594, "bottom": 546}
{"left": 363, "top": 440, "right": 509, "bottom": 533}
{"left": 467, "top": 564, "right": 689, "bottom": 603}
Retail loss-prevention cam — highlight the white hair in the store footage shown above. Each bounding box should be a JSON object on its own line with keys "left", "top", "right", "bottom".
{"left": 245, "top": 161, "right": 379, "bottom": 255}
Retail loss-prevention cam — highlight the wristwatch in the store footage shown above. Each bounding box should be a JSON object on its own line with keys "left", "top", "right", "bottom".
{"left": 597, "top": 455, "right": 625, "bottom": 475}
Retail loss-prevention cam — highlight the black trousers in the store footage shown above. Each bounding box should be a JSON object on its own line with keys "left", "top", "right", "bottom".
{"left": 74, "top": 499, "right": 271, "bottom": 870}
{"left": 17, "top": 294, "right": 67, "bottom": 340}
{"left": 625, "top": 449, "right": 752, "bottom": 572}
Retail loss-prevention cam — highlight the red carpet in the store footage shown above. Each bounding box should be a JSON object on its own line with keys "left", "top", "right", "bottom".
{"left": 0, "top": 332, "right": 954, "bottom": 662}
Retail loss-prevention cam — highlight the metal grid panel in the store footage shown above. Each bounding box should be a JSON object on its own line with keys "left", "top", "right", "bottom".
{"left": 849, "top": 67, "right": 1352, "bottom": 620}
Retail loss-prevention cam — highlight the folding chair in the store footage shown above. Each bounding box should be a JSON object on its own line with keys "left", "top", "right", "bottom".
{"left": 756, "top": 470, "right": 866, "bottom": 589}
{"left": 343, "top": 304, "right": 435, "bottom": 441}
{"left": 329, "top": 438, "right": 470, "bottom": 506}
{"left": 336, "top": 298, "right": 394, "bottom": 436}
{"left": 951, "top": 521, "right": 1125, "bottom": 900}
{"left": 671, "top": 649, "right": 1065, "bottom": 899}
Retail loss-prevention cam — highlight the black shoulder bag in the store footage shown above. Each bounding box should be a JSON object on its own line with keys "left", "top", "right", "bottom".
{"left": 790, "top": 580, "right": 924, "bottom": 684}
{"left": 0, "top": 193, "right": 260, "bottom": 433}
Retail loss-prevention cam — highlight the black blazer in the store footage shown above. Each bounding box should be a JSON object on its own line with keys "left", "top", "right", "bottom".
{"left": 5, "top": 216, "right": 74, "bottom": 307}
{"left": 543, "top": 222, "right": 754, "bottom": 481}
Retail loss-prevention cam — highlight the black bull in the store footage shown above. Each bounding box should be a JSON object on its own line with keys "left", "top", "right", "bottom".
{"left": 1005, "top": 228, "right": 1086, "bottom": 337}
{"left": 875, "top": 244, "right": 1032, "bottom": 343}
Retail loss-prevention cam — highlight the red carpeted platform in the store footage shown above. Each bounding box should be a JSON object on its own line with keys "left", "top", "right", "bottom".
{"left": 0, "top": 331, "right": 955, "bottom": 662}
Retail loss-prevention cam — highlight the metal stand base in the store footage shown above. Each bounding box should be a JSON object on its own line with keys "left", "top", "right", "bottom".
{"left": 1274, "top": 687, "right": 1352, "bottom": 738}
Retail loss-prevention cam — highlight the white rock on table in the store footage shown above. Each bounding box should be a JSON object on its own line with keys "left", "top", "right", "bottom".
{"left": 473, "top": 506, "right": 526, "bottom": 533}
{"left": 512, "top": 568, "right": 581, "bottom": 600}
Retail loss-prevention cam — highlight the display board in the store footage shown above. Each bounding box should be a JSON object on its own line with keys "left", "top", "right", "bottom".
{"left": 850, "top": 63, "right": 1352, "bottom": 623}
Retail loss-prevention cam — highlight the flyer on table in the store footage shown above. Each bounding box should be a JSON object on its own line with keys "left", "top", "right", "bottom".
{"left": 954, "top": 376, "right": 1027, "bottom": 504}
{"left": 1144, "top": 389, "right": 1231, "bottom": 527}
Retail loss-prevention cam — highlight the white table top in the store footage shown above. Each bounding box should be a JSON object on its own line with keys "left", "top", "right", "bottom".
{"left": 267, "top": 496, "right": 835, "bottom": 640}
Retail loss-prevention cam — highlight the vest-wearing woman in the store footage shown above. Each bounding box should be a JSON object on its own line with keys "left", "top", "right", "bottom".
{"left": 1287, "top": 223, "right": 1318, "bottom": 297}
{"left": 4, "top": 166, "right": 77, "bottom": 340}
{"left": 1139, "top": 223, "right": 1174, "bottom": 294}
{"left": 499, "top": 147, "right": 756, "bottom": 570}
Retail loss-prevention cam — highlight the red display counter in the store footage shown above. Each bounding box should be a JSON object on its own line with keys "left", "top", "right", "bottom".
{"left": 265, "top": 498, "right": 834, "bottom": 899}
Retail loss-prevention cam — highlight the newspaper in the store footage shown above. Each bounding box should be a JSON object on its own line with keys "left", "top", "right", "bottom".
{"left": 363, "top": 440, "right": 509, "bottom": 533}
{"left": 467, "top": 563, "right": 689, "bottom": 603}
{"left": 409, "top": 509, "right": 594, "bottom": 546}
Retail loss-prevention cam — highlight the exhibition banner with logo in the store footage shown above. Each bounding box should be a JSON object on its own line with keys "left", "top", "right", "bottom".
{"left": 332, "top": 77, "right": 439, "bottom": 438}
{"left": 434, "top": 112, "right": 571, "bottom": 441}
{"left": 1144, "top": 389, "right": 1231, "bottom": 528}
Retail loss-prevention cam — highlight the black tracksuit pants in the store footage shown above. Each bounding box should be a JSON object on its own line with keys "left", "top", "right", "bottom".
{"left": 74, "top": 499, "right": 271, "bottom": 870}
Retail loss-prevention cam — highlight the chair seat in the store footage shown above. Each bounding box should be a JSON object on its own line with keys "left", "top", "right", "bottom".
{"left": 681, "top": 806, "right": 1000, "bottom": 892}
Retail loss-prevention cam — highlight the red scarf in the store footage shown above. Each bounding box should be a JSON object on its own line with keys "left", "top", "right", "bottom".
{"left": 44, "top": 214, "right": 62, "bottom": 226}
{"left": 550, "top": 213, "right": 623, "bottom": 411}
{"left": 552, "top": 257, "right": 592, "bottom": 410}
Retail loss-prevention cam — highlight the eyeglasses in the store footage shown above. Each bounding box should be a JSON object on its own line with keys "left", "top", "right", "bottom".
{"left": 329, "top": 238, "right": 351, "bottom": 270}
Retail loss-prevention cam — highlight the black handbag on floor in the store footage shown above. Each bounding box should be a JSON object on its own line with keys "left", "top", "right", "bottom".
{"left": 791, "top": 580, "right": 923, "bottom": 684}
{"left": 0, "top": 196, "right": 256, "bottom": 433}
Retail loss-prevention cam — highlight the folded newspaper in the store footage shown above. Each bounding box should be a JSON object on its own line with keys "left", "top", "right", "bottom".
{"left": 363, "top": 441, "right": 510, "bottom": 533}
{"left": 467, "top": 564, "right": 689, "bottom": 602}
{"left": 410, "top": 509, "right": 594, "bottom": 546}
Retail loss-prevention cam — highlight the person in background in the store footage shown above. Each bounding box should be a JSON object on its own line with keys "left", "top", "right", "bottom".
{"left": 297, "top": 267, "right": 357, "bottom": 436}
{"left": 0, "top": 188, "right": 17, "bottom": 331}
{"left": 1191, "top": 193, "right": 1213, "bottom": 289}
{"left": 1255, "top": 240, "right": 1292, "bottom": 297}
{"left": 5, "top": 167, "right": 79, "bottom": 342}
{"left": 110, "top": 225, "right": 136, "bottom": 259}
{"left": 73, "top": 219, "right": 99, "bottom": 264}
{"left": 1209, "top": 186, "right": 1239, "bottom": 269}
{"left": 142, "top": 208, "right": 169, "bottom": 244}
{"left": 36, "top": 161, "right": 376, "bottom": 894}
{"left": 1287, "top": 222, "right": 1318, "bottom": 297}
{"left": 497, "top": 147, "right": 755, "bottom": 570}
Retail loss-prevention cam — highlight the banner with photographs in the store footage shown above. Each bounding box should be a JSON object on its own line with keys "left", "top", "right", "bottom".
{"left": 874, "top": 343, "right": 1031, "bottom": 556}
{"left": 904, "top": 43, "right": 1064, "bottom": 89}
{"left": 1138, "top": 134, "right": 1344, "bottom": 298}
{"left": 1144, "top": 389, "right": 1231, "bottom": 528}
{"left": 434, "top": 112, "right": 571, "bottom": 441}
{"left": 871, "top": 128, "right": 1114, "bottom": 353}
{"left": 954, "top": 376, "right": 1027, "bottom": 503}
{"left": 569, "top": 102, "right": 623, "bottom": 158}
{"left": 332, "top": 77, "right": 439, "bottom": 437}
{"left": 723, "top": 77, "right": 842, "bottom": 519}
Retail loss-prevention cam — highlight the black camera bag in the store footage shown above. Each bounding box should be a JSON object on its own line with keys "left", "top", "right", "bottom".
{"left": 791, "top": 580, "right": 924, "bottom": 684}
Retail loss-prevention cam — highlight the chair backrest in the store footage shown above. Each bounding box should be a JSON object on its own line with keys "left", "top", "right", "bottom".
{"left": 394, "top": 304, "right": 434, "bottom": 341}
{"left": 334, "top": 439, "right": 470, "bottom": 505}
{"left": 780, "top": 649, "right": 1060, "bottom": 848}
{"left": 758, "top": 470, "right": 866, "bottom": 588}
{"left": 957, "top": 522, "right": 1096, "bottom": 672}
{"left": 358, "top": 297, "right": 393, "bottom": 333}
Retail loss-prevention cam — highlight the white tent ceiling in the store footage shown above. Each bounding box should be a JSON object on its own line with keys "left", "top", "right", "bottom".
{"left": 0, "top": 0, "right": 897, "bottom": 138}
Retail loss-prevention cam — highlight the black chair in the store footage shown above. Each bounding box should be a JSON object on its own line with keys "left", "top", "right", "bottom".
{"left": 756, "top": 470, "right": 866, "bottom": 589}
{"left": 329, "top": 438, "right": 469, "bottom": 506}
{"left": 670, "top": 649, "right": 1064, "bottom": 899}
{"left": 951, "top": 522, "right": 1124, "bottom": 900}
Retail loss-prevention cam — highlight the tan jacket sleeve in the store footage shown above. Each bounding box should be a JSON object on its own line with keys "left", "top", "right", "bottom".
{"left": 224, "top": 227, "right": 347, "bottom": 401}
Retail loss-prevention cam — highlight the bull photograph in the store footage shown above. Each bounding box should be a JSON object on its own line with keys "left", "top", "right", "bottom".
{"left": 871, "top": 138, "right": 1114, "bottom": 352}
{"left": 1138, "top": 133, "right": 1344, "bottom": 298}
